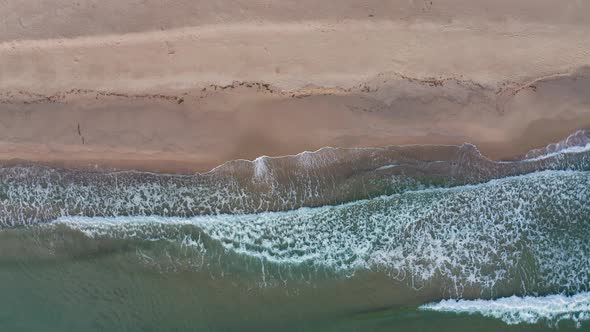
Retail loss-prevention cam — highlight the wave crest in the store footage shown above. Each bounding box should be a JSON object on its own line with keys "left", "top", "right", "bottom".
{"left": 1, "top": 130, "right": 589, "bottom": 225}
{"left": 421, "top": 292, "right": 590, "bottom": 328}
{"left": 44, "top": 171, "right": 590, "bottom": 297}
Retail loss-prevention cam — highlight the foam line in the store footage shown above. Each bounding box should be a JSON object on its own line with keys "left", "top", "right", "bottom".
{"left": 420, "top": 292, "right": 590, "bottom": 328}
{"left": 46, "top": 170, "right": 590, "bottom": 296}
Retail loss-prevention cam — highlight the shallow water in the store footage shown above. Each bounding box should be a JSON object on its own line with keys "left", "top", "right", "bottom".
{"left": 0, "top": 130, "right": 589, "bottom": 331}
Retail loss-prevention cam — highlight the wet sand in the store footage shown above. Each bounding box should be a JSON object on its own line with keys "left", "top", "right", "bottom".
{"left": 1, "top": 70, "right": 589, "bottom": 173}
{"left": 1, "top": 0, "right": 589, "bottom": 173}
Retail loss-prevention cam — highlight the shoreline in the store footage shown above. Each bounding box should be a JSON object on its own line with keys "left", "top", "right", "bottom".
{"left": 1, "top": 68, "right": 589, "bottom": 174}
{"left": 0, "top": 126, "right": 588, "bottom": 174}
{"left": 1, "top": 2, "right": 590, "bottom": 331}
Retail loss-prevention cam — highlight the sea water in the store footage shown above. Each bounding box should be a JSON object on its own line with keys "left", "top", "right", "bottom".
{"left": 0, "top": 130, "right": 589, "bottom": 331}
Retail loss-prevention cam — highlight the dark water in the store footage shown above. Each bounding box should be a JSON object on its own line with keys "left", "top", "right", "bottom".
{"left": 0, "top": 130, "right": 589, "bottom": 331}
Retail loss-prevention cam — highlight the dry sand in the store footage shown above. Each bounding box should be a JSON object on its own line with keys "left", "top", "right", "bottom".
{"left": 0, "top": 0, "right": 589, "bottom": 173}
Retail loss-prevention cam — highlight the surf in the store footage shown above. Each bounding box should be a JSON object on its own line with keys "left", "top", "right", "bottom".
{"left": 0, "top": 130, "right": 589, "bottom": 226}
{"left": 0, "top": 130, "right": 589, "bottom": 329}
{"left": 420, "top": 292, "right": 590, "bottom": 328}
{"left": 15, "top": 170, "right": 580, "bottom": 298}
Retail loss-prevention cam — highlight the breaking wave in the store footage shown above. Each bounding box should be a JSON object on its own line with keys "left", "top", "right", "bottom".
{"left": 1, "top": 130, "right": 589, "bottom": 328}
{"left": 41, "top": 170, "right": 590, "bottom": 298}
{"left": 420, "top": 292, "right": 590, "bottom": 328}
{"left": 524, "top": 129, "right": 590, "bottom": 160}
{"left": 0, "top": 130, "right": 589, "bottom": 226}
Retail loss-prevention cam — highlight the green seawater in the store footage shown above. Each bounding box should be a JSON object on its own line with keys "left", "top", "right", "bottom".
{"left": 2, "top": 131, "right": 590, "bottom": 331}
{"left": 0, "top": 258, "right": 581, "bottom": 332}
{"left": 0, "top": 168, "right": 589, "bottom": 331}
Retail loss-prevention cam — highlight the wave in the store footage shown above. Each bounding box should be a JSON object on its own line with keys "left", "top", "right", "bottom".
{"left": 1, "top": 130, "right": 589, "bottom": 226}
{"left": 420, "top": 292, "right": 590, "bottom": 328}
{"left": 524, "top": 129, "right": 590, "bottom": 161}
{"left": 31, "top": 170, "right": 588, "bottom": 297}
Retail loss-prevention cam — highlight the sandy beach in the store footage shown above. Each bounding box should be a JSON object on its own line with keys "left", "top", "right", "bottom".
{"left": 1, "top": 0, "right": 589, "bottom": 173}
{"left": 3, "top": 3, "right": 590, "bottom": 331}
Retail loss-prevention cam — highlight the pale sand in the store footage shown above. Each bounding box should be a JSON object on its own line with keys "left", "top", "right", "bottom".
{"left": 0, "top": 0, "right": 589, "bottom": 173}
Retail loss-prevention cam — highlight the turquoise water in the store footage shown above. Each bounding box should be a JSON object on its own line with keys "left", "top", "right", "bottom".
{"left": 0, "top": 131, "right": 589, "bottom": 331}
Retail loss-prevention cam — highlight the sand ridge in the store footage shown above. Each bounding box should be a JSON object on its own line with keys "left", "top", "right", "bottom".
{"left": 2, "top": 19, "right": 590, "bottom": 92}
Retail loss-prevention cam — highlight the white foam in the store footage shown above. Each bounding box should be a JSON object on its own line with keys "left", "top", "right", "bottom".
{"left": 3, "top": 128, "right": 590, "bottom": 227}
{"left": 375, "top": 164, "right": 398, "bottom": 171}
{"left": 525, "top": 143, "right": 590, "bottom": 162}
{"left": 524, "top": 130, "right": 590, "bottom": 161}
{"left": 420, "top": 292, "right": 590, "bottom": 328}
{"left": 253, "top": 156, "right": 269, "bottom": 179}
{"left": 47, "top": 170, "right": 590, "bottom": 296}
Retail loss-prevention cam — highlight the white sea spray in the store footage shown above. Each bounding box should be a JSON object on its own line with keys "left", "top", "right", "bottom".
{"left": 50, "top": 170, "right": 590, "bottom": 297}
{"left": 421, "top": 292, "right": 590, "bottom": 328}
